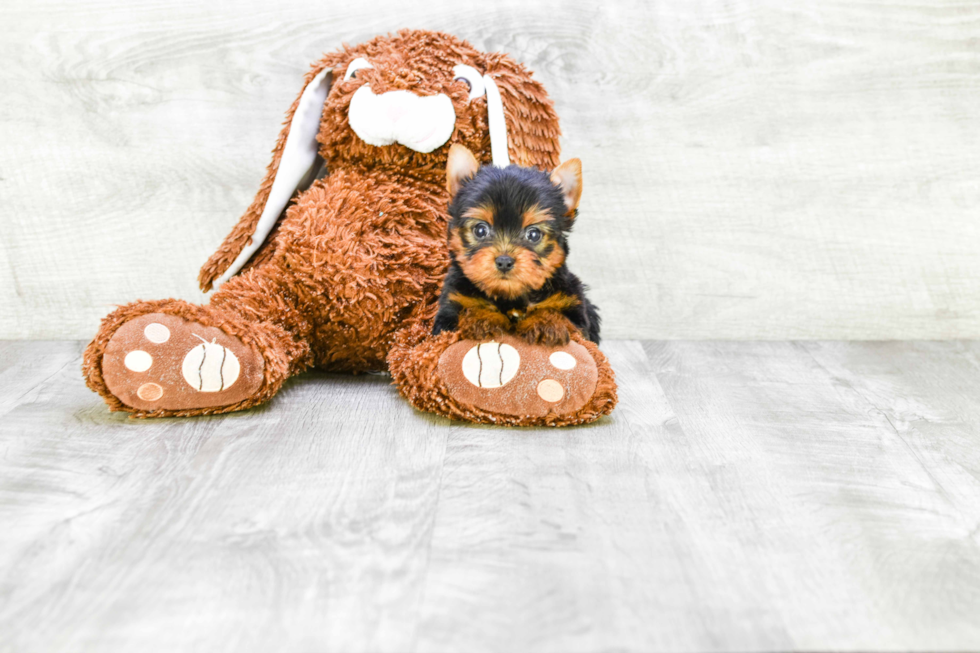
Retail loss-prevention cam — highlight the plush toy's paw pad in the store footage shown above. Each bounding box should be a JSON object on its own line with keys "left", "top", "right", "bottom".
{"left": 101, "top": 313, "right": 264, "bottom": 412}
{"left": 437, "top": 336, "right": 598, "bottom": 418}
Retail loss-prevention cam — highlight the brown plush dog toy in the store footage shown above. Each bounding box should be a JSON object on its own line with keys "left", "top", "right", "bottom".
{"left": 83, "top": 29, "right": 616, "bottom": 424}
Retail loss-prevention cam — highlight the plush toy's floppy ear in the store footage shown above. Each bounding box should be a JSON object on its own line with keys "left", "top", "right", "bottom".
{"left": 481, "top": 53, "right": 562, "bottom": 172}
{"left": 481, "top": 75, "right": 511, "bottom": 168}
{"left": 550, "top": 158, "right": 582, "bottom": 217}
{"left": 198, "top": 60, "right": 338, "bottom": 292}
{"left": 447, "top": 144, "right": 480, "bottom": 196}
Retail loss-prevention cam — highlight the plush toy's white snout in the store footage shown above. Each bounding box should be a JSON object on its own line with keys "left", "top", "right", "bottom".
{"left": 348, "top": 87, "right": 456, "bottom": 154}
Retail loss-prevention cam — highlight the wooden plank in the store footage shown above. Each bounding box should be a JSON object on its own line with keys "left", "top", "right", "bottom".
{"left": 411, "top": 340, "right": 980, "bottom": 651}
{"left": 3, "top": 340, "right": 980, "bottom": 650}
{"left": 644, "top": 340, "right": 980, "bottom": 650}
{"left": 418, "top": 340, "right": 808, "bottom": 652}
{"left": 416, "top": 340, "right": 736, "bottom": 652}
{"left": 0, "top": 341, "right": 84, "bottom": 419}
{"left": 0, "top": 345, "right": 449, "bottom": 652}
{"left": 2, "top": 1, "right": 980, "bottom": 340}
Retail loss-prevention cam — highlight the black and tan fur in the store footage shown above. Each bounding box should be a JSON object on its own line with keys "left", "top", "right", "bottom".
{"left": 432, "top": 145, "right": 601, "bottom": 346}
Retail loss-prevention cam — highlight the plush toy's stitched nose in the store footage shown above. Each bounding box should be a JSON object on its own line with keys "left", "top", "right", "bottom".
{"left": 495, "top": 255, "right": 515, "bottom": 272}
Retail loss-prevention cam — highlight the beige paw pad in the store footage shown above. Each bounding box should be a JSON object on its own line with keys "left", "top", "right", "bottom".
{"left": 137, "top": 383, "right": 163, "bottom": 401}
{"left": 549, "top": 351, "right": 577, "bottom": 370}
{"left": 101, "top": 312, "right": 264, "bottom": 412}
{"left": 124, "top": 350, "right": 153, "bottom": 372}
{"left": 461, "top": 341, "right": 520, "bottom": 388}
{"left": 181, "top": 336, "right": 241, "bottom": 392}
{"left": 537, "top": 379, "right": 565, "bottom": 403}
{"left": 143, "top": 323, "right": 171, "bottom": 343}
{"left": 438, "top": 335, "right": 600, "bottom": 418}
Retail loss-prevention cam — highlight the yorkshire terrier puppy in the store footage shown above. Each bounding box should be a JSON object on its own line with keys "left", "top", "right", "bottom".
{"left": 432, "top": 144, "right": 600, "bottom": 346}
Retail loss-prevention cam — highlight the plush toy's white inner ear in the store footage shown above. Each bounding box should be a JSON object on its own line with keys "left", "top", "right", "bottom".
{"left": 483, "top": 74, "right": 510, "bottom": 168}
{"left": 214, "top": 67, "right": 332, "bottom": 288}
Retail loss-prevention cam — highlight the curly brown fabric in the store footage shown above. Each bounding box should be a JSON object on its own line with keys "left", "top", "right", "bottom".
{"left": 82, "top": 29, "right": 615, "bottom": 423}
{"left": 388, "top": 322, "right": 617, "bottom": 427}
{"left": 198, "top": 30, "right": 561, "bottom": 291}
{"left": 82, "top": 297, "right": 305, "bottom": 417}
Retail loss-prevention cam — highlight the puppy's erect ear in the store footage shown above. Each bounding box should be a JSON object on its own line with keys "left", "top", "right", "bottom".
{"left": 447, "top": 144, "right": 480, "bottom": 196}
{"left": 550, "top": 158, "right": 582, "bottom": 217}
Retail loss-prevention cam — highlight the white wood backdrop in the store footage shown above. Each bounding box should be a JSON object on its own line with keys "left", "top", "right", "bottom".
{"left": 2, "top": 0, "right": 979, "bottom": 340}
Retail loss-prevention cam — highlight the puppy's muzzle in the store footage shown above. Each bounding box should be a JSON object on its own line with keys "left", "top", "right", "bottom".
{"left": 495, "top": 255, "right": 515, "bottom": 273}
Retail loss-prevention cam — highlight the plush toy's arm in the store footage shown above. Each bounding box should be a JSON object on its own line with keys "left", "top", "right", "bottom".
{"left": 197, "top": 94, "right": 307, "bottom": 292}
{"left": 198, "top": 184, "right": 281, "bottom": 292}
{"left": 198, "top": 57, "right": 339, "bottom": 292}
{"left": 198, "top": 155, "right": 326, "bottom": 292}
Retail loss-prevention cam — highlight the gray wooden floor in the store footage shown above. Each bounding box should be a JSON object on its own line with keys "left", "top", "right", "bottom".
{"left": 2, "top": 340, "right": 980, "bottom": 652}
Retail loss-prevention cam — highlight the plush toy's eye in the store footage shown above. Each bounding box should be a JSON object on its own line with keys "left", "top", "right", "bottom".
{"left": 452, "top": 64, "right": 486, "bottom": 101}
{"left": 344, "top": 57, "right": 374, "bottom": 81}
{"left": 525, "top": 227, "right": 542, "bottom": 243}
{"left": 472, "top": 222, "right": 490, "bottom": 239}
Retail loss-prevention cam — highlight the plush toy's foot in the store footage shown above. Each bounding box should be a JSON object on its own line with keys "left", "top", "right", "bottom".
{"left": 84, "top": 299, "right": 308, "bottom": 417}
{"left": 100, "top": 313, "right": 264, "bottom": 412}
{"left": 438, "top": 336, "right": 599, "bottom": 418}
{"left": 388, "top": 326, "right": 617, "bottom": 427}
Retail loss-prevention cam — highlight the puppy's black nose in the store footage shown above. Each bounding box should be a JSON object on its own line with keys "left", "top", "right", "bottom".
{"left": 495, "top": 255, "right": 515, "bottom": 273}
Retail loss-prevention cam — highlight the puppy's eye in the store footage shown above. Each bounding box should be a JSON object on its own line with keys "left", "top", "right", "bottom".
{"left": 525, "top": 227, "right": 543, "bottom": 243}
{"left": 344, "top": 57, "right": 374, "bottom": 81}
{"left": 452, "top": 64, "right": 486, "bottom": 101}
{"left": 472, "top": 222, "right": 490, "bottom": 239}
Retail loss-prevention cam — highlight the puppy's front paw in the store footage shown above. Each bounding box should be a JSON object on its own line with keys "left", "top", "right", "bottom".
{"left": 457, "top": 307, "right": 511, "bottom": 342}
{"left": 516, "top": 312, "right": 573, "bottom": 347}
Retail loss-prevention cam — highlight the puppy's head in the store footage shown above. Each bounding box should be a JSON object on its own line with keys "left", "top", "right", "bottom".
{"left": 445, "top": 144, "right": 583, "bottom": 300}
